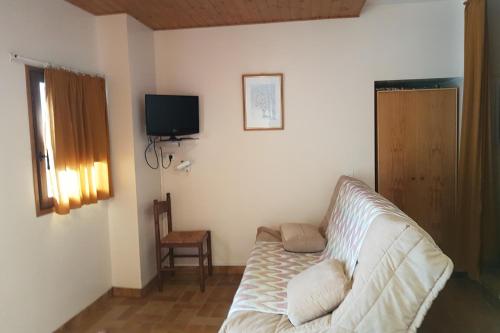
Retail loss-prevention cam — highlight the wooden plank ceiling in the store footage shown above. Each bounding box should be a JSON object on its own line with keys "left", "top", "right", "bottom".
{"left": 66, "top": 0, "right": 367, "bottom": 30}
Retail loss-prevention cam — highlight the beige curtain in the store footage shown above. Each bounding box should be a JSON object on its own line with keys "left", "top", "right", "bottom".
{"left": 45, "top": 68, "right": 112, "bottom": 215}
{"left": 457, "top": 0, "right": 492, "bottom": 279}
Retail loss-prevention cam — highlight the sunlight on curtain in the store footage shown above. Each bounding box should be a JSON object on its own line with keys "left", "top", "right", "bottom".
{"left": 39, "top": 82, "right": 55, "bottom": 198}
{"left": 44, "top": 68, "right": 112, "bottom": 215}
{"left": 40, "top": 81, "right": 112, "bottom": 210}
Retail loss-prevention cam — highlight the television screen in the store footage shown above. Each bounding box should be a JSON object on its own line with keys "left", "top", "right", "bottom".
{"left": 145, "top": 94, "right": 199, "bottom": 137}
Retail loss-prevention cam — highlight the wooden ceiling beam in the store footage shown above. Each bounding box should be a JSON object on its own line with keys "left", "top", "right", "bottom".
{"left": 65, "top": 0, "right": 367, "bottom": 30}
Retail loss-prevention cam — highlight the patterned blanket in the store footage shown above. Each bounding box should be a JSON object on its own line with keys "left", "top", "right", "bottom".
{"left": 321, "top": 177, "right": 409, "bottom": 279}
{"left": 228, "top": 241, "right": 322, "bottom": 316}
{"left": 229, "top": 177, "right": 417, "bottom": 316}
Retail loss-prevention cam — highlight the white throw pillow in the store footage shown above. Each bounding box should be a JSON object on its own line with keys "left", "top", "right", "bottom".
{"left": 281, "top": 223, "right": 326, "bottom": 253}
{"left": 287, "top": 259, "right": 350, "bottom": 326}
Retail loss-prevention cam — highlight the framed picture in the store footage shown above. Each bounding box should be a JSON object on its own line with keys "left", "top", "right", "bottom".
{"left": 242, "top": 73, "right": 284, "bottom": 130}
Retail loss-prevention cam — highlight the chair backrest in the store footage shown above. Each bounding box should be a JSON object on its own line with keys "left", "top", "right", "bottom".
{"left": 153, "top": 193, "right": 173, "bottom": 242}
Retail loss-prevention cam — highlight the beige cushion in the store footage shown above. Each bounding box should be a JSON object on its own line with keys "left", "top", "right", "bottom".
{"left": 330, "top": 215, "right": 453, "bottom": 332}
{"left": 281, "top": 223, "right": 326, "bottom": 253}
{"left": 287, "top": 259, "right": 350, "bottom": 326}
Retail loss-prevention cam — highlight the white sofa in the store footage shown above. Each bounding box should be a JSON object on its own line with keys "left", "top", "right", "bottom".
{"left": 220, "top": 176, "right": 453, "bottom": 333}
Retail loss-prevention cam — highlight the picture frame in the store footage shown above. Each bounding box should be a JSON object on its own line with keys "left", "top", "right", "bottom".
{"left": 242, "top": 73, "right": 284, "bottom": 130}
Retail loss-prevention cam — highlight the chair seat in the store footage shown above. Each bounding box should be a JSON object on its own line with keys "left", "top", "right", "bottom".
{"left": 154, "top": 194, "right": 213, "bottom": 292}
{"left": 161, "top": 230, "right": 208, "bottom": 247}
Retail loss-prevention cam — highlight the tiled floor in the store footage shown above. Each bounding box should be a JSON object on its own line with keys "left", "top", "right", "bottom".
{"left": 61, "top": 273, "right": 500, "bottom": 333}
{"left": 421, "top": 276, "right": 500, "bottom": 333}
{"left": 62, "top": 272, "right": 242, "bottom": 333}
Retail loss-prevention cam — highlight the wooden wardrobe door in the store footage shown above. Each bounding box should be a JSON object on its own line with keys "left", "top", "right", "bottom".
{"left": 377, "top": 91, "right": 419, "bottom": 215}
{"left": 377, "top": 89, "right": 458, "bottom": 257}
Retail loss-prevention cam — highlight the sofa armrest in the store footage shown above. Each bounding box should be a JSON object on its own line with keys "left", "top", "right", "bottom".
{"left": 256, "top": 226, "right": 282, "bottom": 242}
{"left": 281, "top": 223, "right": 326, "bottom": 253}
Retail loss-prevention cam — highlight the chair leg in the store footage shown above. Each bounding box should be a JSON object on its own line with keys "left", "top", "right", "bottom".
{"left": 169, "top": 247, "right": 175, "bottom": 276}
{"left": 198, "top": 244, "right": 205, "bottom": 292}
{"left": 207, "top": 231, "right": 213, "bottom": 276}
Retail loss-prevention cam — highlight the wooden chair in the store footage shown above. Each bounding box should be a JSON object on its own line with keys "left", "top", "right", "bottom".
{"left": 153, "top": 193, "right": 213, "bottom": 292}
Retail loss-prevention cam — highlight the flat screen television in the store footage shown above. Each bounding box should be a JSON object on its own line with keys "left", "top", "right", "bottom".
{"left": 145, "top": 94, "right": 199, "bottom": 138}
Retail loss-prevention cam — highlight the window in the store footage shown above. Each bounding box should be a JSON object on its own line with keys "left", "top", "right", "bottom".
{"left": 26, "top": 66, "right": 112, "bottom": 215}
{"left": 25, "top": 66, "right": 54, "bottom": 215}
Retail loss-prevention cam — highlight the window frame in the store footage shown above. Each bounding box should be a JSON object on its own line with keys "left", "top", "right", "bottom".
{"left": 25, "top": 65, "right": 54, "bottom": 216}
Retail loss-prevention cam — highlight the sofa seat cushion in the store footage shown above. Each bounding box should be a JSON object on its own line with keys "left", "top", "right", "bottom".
{"left": 287, "top": 259, "right": 350, "bottom": 326}
{"left": 228, "top": 241, "right": 322, "bottom": 316}
{"left": 281, "top": 223, "right": 326, "bottom": 253}
{"left": 219, "top": 310, "right": 332, "bottom": 333}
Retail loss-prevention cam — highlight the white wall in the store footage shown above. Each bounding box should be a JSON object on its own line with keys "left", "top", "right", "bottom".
{"left": 127, "top": 16, "right": 161, "bottom": 286}
{"left": 0, "top": 0, "right": 111, "bottom": 332}
{"left": 96, "top": 15, "right": 160, "bottom": 288}
{"left": 96, "top": 14, "right": 143, "bottom": 289}
{"left": 155, "top": 0, "right": 464, "bottom": 265}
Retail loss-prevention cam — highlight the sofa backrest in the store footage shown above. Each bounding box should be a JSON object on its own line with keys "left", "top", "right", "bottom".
{"left": 321, "top": 176, "right": 426, "bottom": 280}
{"left": 328, "top": 200, "right": 453, "bottom": 332}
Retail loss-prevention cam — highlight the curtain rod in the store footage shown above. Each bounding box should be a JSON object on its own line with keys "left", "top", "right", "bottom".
{"left": 9, "top": 52, "right": 105, "bottom": 79}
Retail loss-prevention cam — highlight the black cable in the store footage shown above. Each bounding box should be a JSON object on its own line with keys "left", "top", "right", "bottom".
{"left": 160, "top": 147, "right": 173, "bottom": 169}
{"left": 145, "top": 136, "right": 159, "bottom": 169}
{"left": 145, "top": 136, "right": 173, "bottom": 170}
